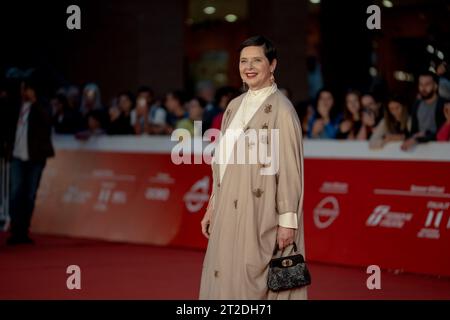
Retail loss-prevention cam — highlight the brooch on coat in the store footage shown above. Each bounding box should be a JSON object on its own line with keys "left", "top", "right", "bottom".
{"left": 260, "top": 123, "right": 269, "bottom": 144}
{"left": 264, "top": 104, "right": 272, "bottom": 113}
{"left": 252, "top": 188, "right": 264, "bottom": 198}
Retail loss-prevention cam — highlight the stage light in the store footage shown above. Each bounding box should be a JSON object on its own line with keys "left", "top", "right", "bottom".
{"left": 369, "top": 67, "right": 378, "bottom": 77}
{"left": 394, "top": 71, "right": 414, "bottom": 82}
{"left": 382, "top": 0, "right": 393, "bottom": 8}
{"left": 309, "top": 0, "right": 321, "bottom": 4}
{"left": 427, "top": 45, "right": 435, "bottom": 54}
{"left": 437, "top": 50, "right": 444, "bottom": 60}
{"left": 225, "top": 14, "right": 238, "bottom": 22}
{"left": 203, "top": 6, "right": 216, "bottom": 15}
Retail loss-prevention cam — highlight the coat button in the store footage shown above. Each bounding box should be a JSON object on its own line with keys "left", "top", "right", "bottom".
{"left": 234, "top": 199, "right": 238, "bottom": 209}
{"left": 214, "top": 270, "right": 219, "bottom": 278}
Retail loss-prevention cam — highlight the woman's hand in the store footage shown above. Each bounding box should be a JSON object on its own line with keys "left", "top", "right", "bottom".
{"left": 384, "top": 133, "right": 405, "bottom": 143}
{"left": 401, "top": 137, "right": 417, "bottom": 151}
{"left": 312, "top": 119, "right": 325, "bottom": 137}
{"left": 339, "top": 120, "right": 353, "bottom": 133}
{"left": 201, "top": 209, "right": 212, "bottom": 239}
{"left": 277, "top": 226, "right": 295, "bottom": 250}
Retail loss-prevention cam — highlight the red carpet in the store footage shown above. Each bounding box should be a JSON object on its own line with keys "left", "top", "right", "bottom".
{"left": 1, "top": 233, "right": 449, "bottom": 300}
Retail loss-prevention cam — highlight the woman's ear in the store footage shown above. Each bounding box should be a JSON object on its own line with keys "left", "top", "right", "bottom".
{"left": 270, "top": 59, "right": 277, "bottom": 73}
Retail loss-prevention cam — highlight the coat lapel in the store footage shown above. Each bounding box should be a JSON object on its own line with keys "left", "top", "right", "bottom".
{"left": 222, "top": 93, "right": 244, "bottom": 131}
{"left": 212, "top": 90, "right": 279, "bottom": 189}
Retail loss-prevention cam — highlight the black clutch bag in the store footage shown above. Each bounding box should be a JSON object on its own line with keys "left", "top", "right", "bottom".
{"left": 267, "top": 242, "right": 311, "bottom": 291}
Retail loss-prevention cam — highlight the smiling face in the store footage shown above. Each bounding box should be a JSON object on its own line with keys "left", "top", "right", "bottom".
{"left": 388, "top": 101, "right": 404, "bottom": 122}
{"left": 239, "top": 46, "right": 276, "bottom": 91}
{"left": 317, "top": 91, "right": 334, "bottom": 118}
{"left": 346, "top": 93, "right": 360, "bottom": 115}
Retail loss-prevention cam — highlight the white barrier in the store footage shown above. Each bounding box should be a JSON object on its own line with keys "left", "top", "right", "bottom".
{"left": 51, "top": 134, "right": 450, "bottom": 162}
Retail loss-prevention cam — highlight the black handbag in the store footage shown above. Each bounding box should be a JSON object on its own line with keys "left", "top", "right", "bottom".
{"left": 267, "top": 242, "right": 311, "bottom": 291}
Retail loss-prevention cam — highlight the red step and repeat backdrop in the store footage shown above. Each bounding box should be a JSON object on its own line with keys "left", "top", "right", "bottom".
{"left": 32, "top": 137, "right": 450, "bottom": 277}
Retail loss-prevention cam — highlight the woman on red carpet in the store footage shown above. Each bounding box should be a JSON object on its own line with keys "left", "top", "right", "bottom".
{"left": 199, "top": 36, "right": 307, "bottom": 299}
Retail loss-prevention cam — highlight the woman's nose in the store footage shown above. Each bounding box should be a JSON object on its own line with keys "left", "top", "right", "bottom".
{"left": 245, "top": 61, "right": 254, "bottom": 69}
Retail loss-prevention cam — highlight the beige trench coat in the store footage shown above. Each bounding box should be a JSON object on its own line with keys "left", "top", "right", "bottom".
{"left": 199, "top": 89, "right": 307, "bottom": 300}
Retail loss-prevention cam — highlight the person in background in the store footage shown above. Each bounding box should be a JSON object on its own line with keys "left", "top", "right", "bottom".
{"left": 176, "top": 96, "right": 206, "bottom": 137}
{"left": 133, "top": 86, "right": 168, "bottom": 135}
{"left": 51, "top": 93, "right": 83, "bottom": 134}
{"left": 107, "top": 92, "right": 134, "bottom": 135}
{"left": 209, "top": 86, "right": 239, "bottom": 132}
{"left": 369, "top": 95, "right": 411, "bottom": 149}
{"left": 308, "top": 88, "right": 341, "bottom": 139}
{"left": 80, "top": 83, "right": 103, "bottom": 116}
{"left": 148, "top": 96, "right": 167, "bottom": 135}
{"left": 436, "top": 100, "right": 450, "bottom": 141}
{"left": 118, "top": 91, "right": 134, "bottom": 120}
{"left": 5, "top": 76, "right": 54, "bottom": 245}
{"left": 401, "top": 71, "right": 445, "bottom": 151}
{"left": 0, "top": 76, "right": 21, "bottom": 231}
{"left": 165, "top": 90, "right": 188, "bottom": 134}
{"left": 75, "top": 110, "right": 106, "bottom": 140}
{"left": 80, "top": 83, "right": 104, "bottom": 131}
{"left": 361, "top": 92, "right": 383, "bottom": 126}
{"left": 295, "top": 100, "right": 314, "bottom": 138}
{"left": 355, "top": 104, "right": 378, "bottom": 140}
{"left": 337, "top": 90, "right": 362, "bottom": 139}
{"left": 199, "top": 80, "right": 219, "bottom": 131}
{"left": 66, "top": 85, "right": 81, "bottom": 112}
{"left": 436, "top": 61, "right": 450, "bottom": 100}
{"left": 131, "top": 86, "right": 153, "bottom": 135}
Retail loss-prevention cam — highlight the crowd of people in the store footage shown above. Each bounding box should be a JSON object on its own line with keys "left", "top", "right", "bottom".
{"left": 2, "top": 64, "right": 450, "bottom": 152}
{"left": 47, "top": 71, "right": 450, "bottom": 150}
{"left": 47, "top": 82, "right": 240, "bottom": 141}
{"left": 298, "top": 68, "right": 450, "bottom": 150}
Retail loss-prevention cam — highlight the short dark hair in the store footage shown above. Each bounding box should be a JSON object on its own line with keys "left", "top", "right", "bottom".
{"left": 22, "top": 75, "right": 43, "bottom": 97}
{"left": 214, "top": 86, "right": 238, "bottom": 104}
{"left": 386, "top": 94, "right": 409, "bottom": 107}
{"left": 191, "top": 96, "right": 207, "bottom": 109}
{"left": 418, "top": 70, "right": 439, "bottom": 84}
{"left": 239, "top": 35, "right": 277, "bottom": 63}
{"left": 54, "top": 93, "right": 69, "bottom": 109}
{"left": 167, "top": 90, "right": 187, "bottom": 105}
